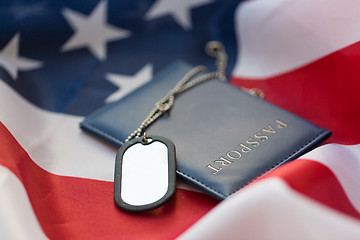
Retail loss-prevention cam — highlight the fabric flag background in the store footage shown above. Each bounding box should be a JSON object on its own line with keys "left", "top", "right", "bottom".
{"left": 0, "top": 0, "right": 360, "bottom": 239}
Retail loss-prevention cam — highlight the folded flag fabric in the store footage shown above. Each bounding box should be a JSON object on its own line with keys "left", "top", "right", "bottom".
{"left": 1, "top": 0, "right": 360, "bottom": 239}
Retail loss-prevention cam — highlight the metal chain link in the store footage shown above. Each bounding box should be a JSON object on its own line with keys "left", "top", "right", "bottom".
{"left": 125, "top": 41, "right": 228, "bottom": 142}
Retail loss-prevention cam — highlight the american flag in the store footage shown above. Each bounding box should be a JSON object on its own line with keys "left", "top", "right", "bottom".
{"left": 1, "top": 0, "right": 359, "bottom": 239}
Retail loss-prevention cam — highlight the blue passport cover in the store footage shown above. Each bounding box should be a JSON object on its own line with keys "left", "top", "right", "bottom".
{"left": 80, "top": 61, "right": 331, "bottom": 200}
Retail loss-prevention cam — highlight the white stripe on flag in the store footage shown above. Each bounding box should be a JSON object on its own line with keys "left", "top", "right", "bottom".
{"left": 0, "top": 80, "right": 115, "bottom": 181}
{"left": 178, "top": 178, "right": 360, "bottom": 240}
{"left": 233, "top": 0, "right": 360, "bottom": 78}
{"left": 0, "top": 166, "right": 47, "bottom": 240}
{"left": 300, "top": 144, "right": 360, "bottom": 212}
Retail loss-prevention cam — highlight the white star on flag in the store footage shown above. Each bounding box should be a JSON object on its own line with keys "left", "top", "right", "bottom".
{"left": 145, "top": 0, "right": 213, "bottom": 30}
{"left": 0, "top": 33, "right": 42, "bottom": 80}
{"left": 61, "top": 1, "right": 131, "bottom": 61}
{"left": 105, "top": 64, "right": 153, "bottom": 103}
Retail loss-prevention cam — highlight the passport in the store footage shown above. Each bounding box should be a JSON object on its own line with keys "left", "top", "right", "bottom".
{"left": 80, "top": 61, "right": 331, "bottom": 200}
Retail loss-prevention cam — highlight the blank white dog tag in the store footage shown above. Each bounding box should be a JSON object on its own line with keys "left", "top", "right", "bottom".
{"left": 114, "top": 135, "right": 176, "bottom": 212}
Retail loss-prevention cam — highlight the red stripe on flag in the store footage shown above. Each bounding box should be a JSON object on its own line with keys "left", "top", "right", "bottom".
{"left": 231, "top": 41, "right": 360, "bottom": 145}
{"left": 0, "top": 122, "right": 218, "bottom": 240}
{"left": 256, "top": 159, "right": 360, "bottom": 220}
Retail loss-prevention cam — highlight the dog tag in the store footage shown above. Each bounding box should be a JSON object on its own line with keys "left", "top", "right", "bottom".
{"left": 114, "top": 135, "right": 176, "bottom": 212}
